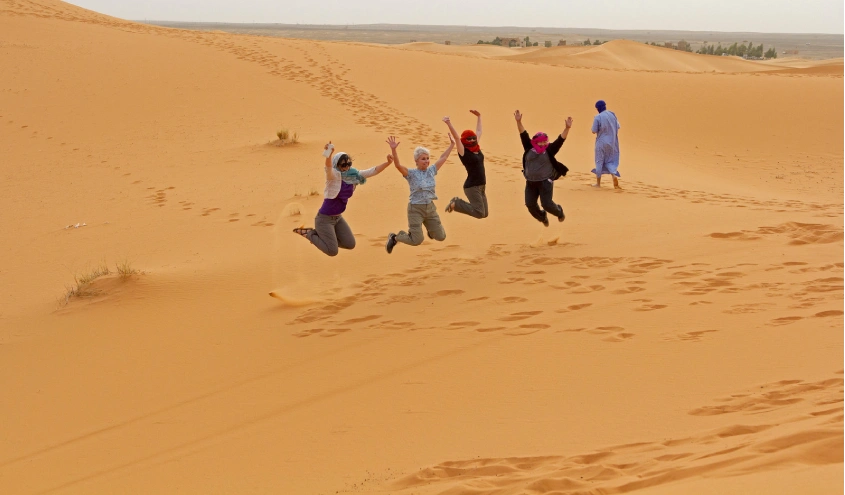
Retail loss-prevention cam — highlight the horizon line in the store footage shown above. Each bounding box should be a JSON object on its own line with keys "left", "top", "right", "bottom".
{"left": 134, "top": 21, "right": 844, "bottom": 37}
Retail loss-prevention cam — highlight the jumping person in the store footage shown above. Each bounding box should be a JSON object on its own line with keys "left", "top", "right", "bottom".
{"left": 514, "top": 110, "right": 572, "bottom": 226}
{"left": 385, "top": 133, "right": 455, "bottom": 254}
{"left": 443, "top": 110, "right": 488, "bottom": 218}
{"left": 591, "top": 99, "right": 622, "bottom": 189}
{"left": 293, "top": 142, "right": 392, "bottom": 256}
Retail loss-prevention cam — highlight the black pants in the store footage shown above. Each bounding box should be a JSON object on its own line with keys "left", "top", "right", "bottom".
{"left": 525, "top": 179, "right": 563, "bottom": 223}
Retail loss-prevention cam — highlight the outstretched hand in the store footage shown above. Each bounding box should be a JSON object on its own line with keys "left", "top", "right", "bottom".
{"left": 447, "top": 132, "right": 455, "bottom": 145}
{"left": 442, "top": 116, "right": 451, "bottom": 124}
{"left": 469, "top": 109, "right": 481, "bottom": 117}
{"left": 514, "top": 110, "right": 523, "bottom": 122}
{"left": 565, "top": 117, "right": 573, "bottom": 128}
{"left": 386, "top": 135, "right": 400, "bottom": 150}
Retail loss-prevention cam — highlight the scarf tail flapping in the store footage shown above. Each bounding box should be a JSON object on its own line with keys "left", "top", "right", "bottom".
{"left": 341, "top": 168, "right": 366, "bottom": 185}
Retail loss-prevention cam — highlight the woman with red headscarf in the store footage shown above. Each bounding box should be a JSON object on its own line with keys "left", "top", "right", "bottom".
{"left": 514, "top": 110, "right": 572, "bottom": 226}
{"left": 442, "top": 110, "right": 488, "bottom": 219}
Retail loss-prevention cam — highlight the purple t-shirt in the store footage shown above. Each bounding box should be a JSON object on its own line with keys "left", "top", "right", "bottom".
{"left": 318, "top": 181, "right": 354, "bottom": 216}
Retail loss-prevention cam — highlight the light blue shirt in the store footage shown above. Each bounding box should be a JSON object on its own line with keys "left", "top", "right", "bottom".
{"left": 406, "top": 166, "right": 437, "bottom": 204}
{"left": 591, "top": 111, "right": 621, "bottom": 153}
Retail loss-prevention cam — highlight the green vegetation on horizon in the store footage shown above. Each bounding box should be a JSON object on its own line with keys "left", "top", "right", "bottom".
{"left": 696, "top": 41, "right": 777, "bottom": 58}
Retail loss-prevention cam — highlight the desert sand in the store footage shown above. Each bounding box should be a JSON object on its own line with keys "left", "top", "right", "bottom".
{"left": 0, "top": 1, "right": 843, "bottom": 494}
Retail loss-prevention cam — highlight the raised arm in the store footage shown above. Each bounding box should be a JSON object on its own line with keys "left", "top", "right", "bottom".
{"left": 515, "top": 110, "right": 531, "bottom": 151}
{"left": 434, "top": 133, "right": 455, "bottom": 171}
{"left": 560, "top": 117, "right": 573, "bottom": 140}
{"left": 360, "top": 154, "right": 394, "bottom": 178}
{"left": 514, "top": 109, "right": 525, "bottom": 134}
{"left": 548, "top": 117, "right": 573, "bottom": 157}
{"left": 470, "top": 109, "right": 482, "bottom": 140}
{"left": 443, "top": 116, "right": 464, "bottom": 156}
{"left": 386, "top": 136, "right": 408, "bottom": 177}
{"left": 323, "top": 141, "right": 334, "bottom": 180}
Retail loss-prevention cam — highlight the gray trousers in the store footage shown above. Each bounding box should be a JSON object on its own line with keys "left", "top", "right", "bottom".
{"left": 452, "top": 184, "right": 489, "bottom": 219}
{"left": 307, "top": 213, "right": 356, "bottom": 256}
{"left": 396, "top": 203, "right": 446, "bottom": 246}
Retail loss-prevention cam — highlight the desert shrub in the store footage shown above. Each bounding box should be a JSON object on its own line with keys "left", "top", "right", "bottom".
{"left": 115, "top": 260, "right": 139, "bottom": 279}
{"left": 276, "top": 128, "right": 299, "bottom": 145}
{"left": 63, "top": 262, "right": 110, "bottom": 302}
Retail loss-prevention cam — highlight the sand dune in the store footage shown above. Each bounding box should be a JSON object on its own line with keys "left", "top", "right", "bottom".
{"left": 502, "top": 39, "right": 764, "bottom": 72}
{"left": 764, "top": 60, "right": 845, "bottom": 76}
{"left": 399, "top": 38, "right": 844, "bottom": 75}
{"left": 0, "top": 0, "right": 842, "bottom": 494}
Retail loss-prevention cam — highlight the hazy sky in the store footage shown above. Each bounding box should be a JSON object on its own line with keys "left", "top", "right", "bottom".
{"left": 67, "top": 0, "right": 844, "bottom": 34}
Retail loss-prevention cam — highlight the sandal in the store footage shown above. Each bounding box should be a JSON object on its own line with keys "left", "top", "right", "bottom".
{"left": 292, "top": 227, "right": 314, "bottom": 238}
{"left": 444, "top": 197, "right": 458, "bottom": 213}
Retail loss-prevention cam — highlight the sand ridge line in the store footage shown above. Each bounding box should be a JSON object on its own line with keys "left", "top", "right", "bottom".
{"left": 1, "top": 0, "right": 448, "bottom": 148}
{"left": 380, "top": 373, "right": 843, "bottom": 495}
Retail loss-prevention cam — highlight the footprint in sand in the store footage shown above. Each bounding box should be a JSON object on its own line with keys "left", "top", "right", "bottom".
{"left": 293, "top": 328, "right": 324, "bottom": 338}
{"left": 663, "top": 329, "right": 719, "bottom": 342}
{"left": 768, "top": 316, "right": 804, "bottom": 326}
{"left": 586, "top": 326, "right": 634, "bottom": 342}
{"left": 555, "top": 303, "right": 593, "bottom": 313}
{"left": 815, "top": 310, "right": 844, "bottom": 318}
{"left": 498, "top": 311, "right": 543, "bottom": 322}
{"left": 475, "top": 327, "right": 506, "bottom": 333}
{"left": 449, "top": 321, "right": 480, "bottom": 328}
{"left": 634, "top": 304, "right": 667, "bottom": 312}
{"left": 340, "top": 315, "right": 382, "bottom": 324}
{"left": 569, "top": 285, "right": 605, "bottom": 294}
{"left": 612, "top": 286, "right": 646, "bottom": 295}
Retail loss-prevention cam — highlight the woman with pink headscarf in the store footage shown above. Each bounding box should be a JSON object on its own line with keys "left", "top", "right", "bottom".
{"left": 514, "top": 110, "right": 572, "bottom": 226}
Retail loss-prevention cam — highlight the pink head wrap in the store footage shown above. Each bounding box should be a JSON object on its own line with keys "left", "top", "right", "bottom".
{"left": 531, "top": 132, "right": 549, "bottom": 154}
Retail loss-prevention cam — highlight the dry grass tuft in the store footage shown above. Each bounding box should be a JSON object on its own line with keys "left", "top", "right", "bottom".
{"left": 61, "top": 260, "right": 142, "bottom": 305}
{"left": 275, "top": 128, "right": 299, "bottom": 146}
{"left": 63, "top": 262, "right": 110, "bottom": 303}
{"left": 293, "top": 187, "right": 320, "bottom": 198}
{"left": 116, "top": 260, "right": 140, "bottom": 279}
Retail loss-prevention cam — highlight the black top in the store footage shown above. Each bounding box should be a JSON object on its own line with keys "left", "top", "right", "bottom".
{"left": 458, "top": 149, "right": 486, "bottom": 188}
{"left": 519, "top": 130, "right": 569, "bottom": 180}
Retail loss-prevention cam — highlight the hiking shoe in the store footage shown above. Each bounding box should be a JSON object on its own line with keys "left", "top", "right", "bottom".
{"left": 558, "top": 211, "right": 566, "bottom": 223}
{"left": 386, "top": 233, "right": 397, "bottom": 254}
{"left": 542, "top": 216, "right": 550, "bottom": 227}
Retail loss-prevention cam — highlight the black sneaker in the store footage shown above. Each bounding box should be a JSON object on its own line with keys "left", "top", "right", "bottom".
{"left": 542, "top": 216, "right": 550, "bottom": 227}
{"left": 558, "top": 211, "right": 566, "bottom": 223}
{"left": 386, "top": 233, "right": 397, "bottom": 254}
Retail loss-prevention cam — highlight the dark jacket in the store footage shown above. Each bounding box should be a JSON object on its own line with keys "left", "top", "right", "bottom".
{"left": 519, "top": 130, "right": 569, "bottom": 180}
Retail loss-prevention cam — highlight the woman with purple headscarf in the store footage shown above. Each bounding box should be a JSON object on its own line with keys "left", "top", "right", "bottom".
{"left": 514, "top": 110, "right": 572, "bottom": 226}
{"left": 591, "top": 99, "right": 622, "bottom": 189}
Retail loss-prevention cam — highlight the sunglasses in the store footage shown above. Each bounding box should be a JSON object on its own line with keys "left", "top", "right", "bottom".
{"left": 464, "top": 136, "right": 477, "bottom": 142}
{"left": 338, "top": 159, "right": 352, "bottom": 168}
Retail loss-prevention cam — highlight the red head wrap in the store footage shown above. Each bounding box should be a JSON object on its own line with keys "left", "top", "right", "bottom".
{"left": 460, "top": 130, "right": 480, "bottom": 153}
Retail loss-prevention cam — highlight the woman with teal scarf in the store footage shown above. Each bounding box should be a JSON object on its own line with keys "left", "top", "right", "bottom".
{"left": 294, "top": 142, "right": 392, "bottom": 256}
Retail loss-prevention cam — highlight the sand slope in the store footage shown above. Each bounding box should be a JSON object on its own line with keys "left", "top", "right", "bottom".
{"left": 0, "top": 1, "right": 842, "bottom": 494}
{"left": 399, "top": 38, "right": 844, "bottom": 74}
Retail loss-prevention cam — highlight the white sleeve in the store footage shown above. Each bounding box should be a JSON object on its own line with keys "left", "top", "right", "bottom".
{"left": 359, "top": 166, "right": 379, "bottom": 178}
